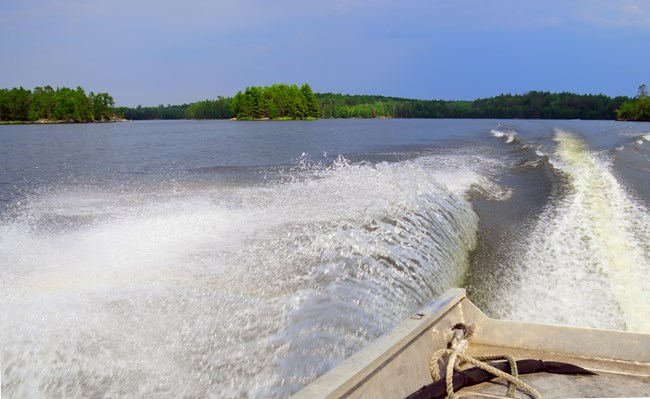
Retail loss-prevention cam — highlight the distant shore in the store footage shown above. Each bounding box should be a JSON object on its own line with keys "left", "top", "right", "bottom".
{"left": 0, "top": 117, "right": 129, "bottom": 125}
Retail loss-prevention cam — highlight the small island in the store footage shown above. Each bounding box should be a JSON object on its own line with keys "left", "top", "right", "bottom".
{"left": 231, "top": 83, "right": 320, "bottom": 120}
{"left": 0, "top": 86, "right": 121, "bottom": 124}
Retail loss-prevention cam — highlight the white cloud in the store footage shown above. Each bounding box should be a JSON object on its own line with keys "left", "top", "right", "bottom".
{"left": 622, "top": 4, "right": 644, "bottom": 15}
{"left": 581, "top": 1, "right": 650, "bottom": 29}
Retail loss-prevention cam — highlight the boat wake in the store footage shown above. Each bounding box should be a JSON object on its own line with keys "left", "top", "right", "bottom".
{"left": 0, "top": 154, "right": 491, "bottom": 398}
{"left": 489, "top": 128, "right": 650, "bottom": 333}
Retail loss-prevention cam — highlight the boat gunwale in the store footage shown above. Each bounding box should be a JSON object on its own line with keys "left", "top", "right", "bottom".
{"left": 291, "top": 288, "right": 650, "bottom": 398}
{"left": 462, "top": 299, "right": 650, "bottom": 364}
{"left": 290, "top": 288, "right": 467, "bottom": 398}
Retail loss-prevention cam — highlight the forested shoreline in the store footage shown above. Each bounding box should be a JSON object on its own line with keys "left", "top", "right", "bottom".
{"left": 122, "top": 90, "right": 634, "bottom": 121}
{"left": 616, "top": 84, "right": 650, "bottom": 121}
{"left": 119, "top": 97, "right": 233, "bottom": 120}
{"left": 315, "top": 91, "right": 630, "bottom": 120}
{"left": 3, "top": 84, "right": 647, "bottom": 123}
{"left": 0, "top": 86, "right": 117, "bottom": 123}
{"left": 120, "top": 84, "right": 320, "bottom": 121}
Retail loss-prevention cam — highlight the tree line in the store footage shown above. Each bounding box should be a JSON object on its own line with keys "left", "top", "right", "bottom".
{"left": 616, "top": 84, "right": 650, "bottom": 121}
{"left": 19, "top": 82, "right": 635, "bottom": 122}
{"left": 121, "top": 84, "right": 321, "bottom": 121}
{"left": 119, "top": 97, "right": 234, "bottom": 120}
{"left": 0, "top": 86, "right": 116, "bottom": 122}
{"left": 315, "top": 91, "right": 631, "bottom": 120}
{"left": 122, "top": 90, "right": 630, "bottom": 121}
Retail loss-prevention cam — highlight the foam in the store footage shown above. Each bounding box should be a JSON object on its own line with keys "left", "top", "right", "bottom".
{"left": 492, "top": 129, "right": 650, "bottom": 333}
{"left": 0, "top": 156, "right": 483, "bottom": 397}
{"left": 418, "top": 152, "right": 514, "bottom": 200}
{"left": 491, "top": 128, "right": 518, "bottom": 144}
{"left": 636, "top": 133, "right": 650, "bottom": 145}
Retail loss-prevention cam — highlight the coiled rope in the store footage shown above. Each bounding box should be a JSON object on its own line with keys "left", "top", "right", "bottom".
{"left": 429, "top": 323, "right": 542, "bottom": 399}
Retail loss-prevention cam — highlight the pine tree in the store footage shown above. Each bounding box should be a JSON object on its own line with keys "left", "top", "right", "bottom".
{"left": 300, "top": 83, "right": 319, "bottom": 118}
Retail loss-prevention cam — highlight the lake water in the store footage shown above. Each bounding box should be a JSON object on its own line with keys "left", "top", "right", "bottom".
{"left": 1, "top": 119, "right": 649, "bottom": 397}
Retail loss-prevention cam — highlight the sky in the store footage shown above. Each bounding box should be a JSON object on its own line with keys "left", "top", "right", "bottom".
{"left": 1, "top": 0, "right": 649, "bottom": 107}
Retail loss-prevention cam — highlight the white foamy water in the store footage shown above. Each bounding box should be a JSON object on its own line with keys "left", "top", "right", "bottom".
{"left": 490, "top": 128, "right": 518, "bottom": 144}
{"left": 636, "top": 133, "right": 650, "bottom": 145}
{"left": 492, "top": 129, "right": 650, "bottom": 332}
{"left": 0, "top": 156, "right": 486, "bottom": 398}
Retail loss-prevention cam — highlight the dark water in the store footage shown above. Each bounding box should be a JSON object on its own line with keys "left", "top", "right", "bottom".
{"left": 1, "top": 119, "right": 649, "bottom": 397}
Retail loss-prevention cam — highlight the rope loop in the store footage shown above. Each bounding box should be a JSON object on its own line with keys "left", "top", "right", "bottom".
{"left": 429, "top": 323, "right": 541, "bottom": 399}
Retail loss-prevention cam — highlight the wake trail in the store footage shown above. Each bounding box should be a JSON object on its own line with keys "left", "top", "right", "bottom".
{"left": 492, "top": 128, "right": 650, "bottom": 333}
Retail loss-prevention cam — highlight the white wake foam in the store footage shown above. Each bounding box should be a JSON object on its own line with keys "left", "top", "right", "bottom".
{"left": 491, "top": 128, "right": 518, "bottom": 144}
{"left": 0, "top": 155, "right": 491, "bottom": 398}
{"left": 492, "top": 129, "right": 650, "bottom": 333}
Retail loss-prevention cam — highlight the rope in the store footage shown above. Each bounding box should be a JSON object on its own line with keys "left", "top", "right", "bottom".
{"left": 429, "top": 322, "right": 541, "bottom": 399}
{"left": 429, "top": 349, "right": 542, "bottom": 399}
{"left": 474, "top": 354, "right": 518, "bottom": 398}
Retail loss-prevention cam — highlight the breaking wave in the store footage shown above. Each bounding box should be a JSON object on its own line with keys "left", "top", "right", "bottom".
{"left": 0, "top": 155, "right": 489, "bottom": 398}
{"left": 490, "top": 127, "right": 518, "bottom": 144}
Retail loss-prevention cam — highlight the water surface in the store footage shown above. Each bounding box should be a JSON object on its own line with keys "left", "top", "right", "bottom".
{"left": 1, "top": 119, "right": 649, "bottom": 397}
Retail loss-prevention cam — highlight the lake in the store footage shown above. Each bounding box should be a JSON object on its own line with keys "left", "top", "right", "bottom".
{"left": 1, "top": 119, "right": 649, "bottom": 397}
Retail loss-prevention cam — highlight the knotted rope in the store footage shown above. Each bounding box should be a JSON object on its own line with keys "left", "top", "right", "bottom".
{"left": 429, "top": 323, "right": 542, "bottom": 399}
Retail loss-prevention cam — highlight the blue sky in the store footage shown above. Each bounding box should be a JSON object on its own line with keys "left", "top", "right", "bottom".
{"left": 1, "top": 0, "right": 649, "bottom": 107}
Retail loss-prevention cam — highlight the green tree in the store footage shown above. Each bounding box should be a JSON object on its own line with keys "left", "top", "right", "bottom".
{"left": 74, "top": 86, "right": 94, "bottom": 121}
{"left": 2, "top": 87, "right": 32, "bottom": 121}
{"left": 246, "top": 86, "right": 264, "bottom": 119}
{"left": 90, "top": 92, "right": 115, "bottom": 120}
{"left": 0, "top": 89, "right": 9, "bottom": 121}
{"left": 300, "top": 84, "right": 319, "bottom": 118}
{"left": 29, "top": 86, "right": 56, "bottom": 120}
{"left": 232, "top": 91, "right": 252, "bottom": 120}
{"left": 214, "top": 96, "right": 233, "bottom": 119}
{"left": 616, "top": 84, "right": 650, "bottom": 121}
{"left": 53, "top": 87, "right": 79, "bottom": 121}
